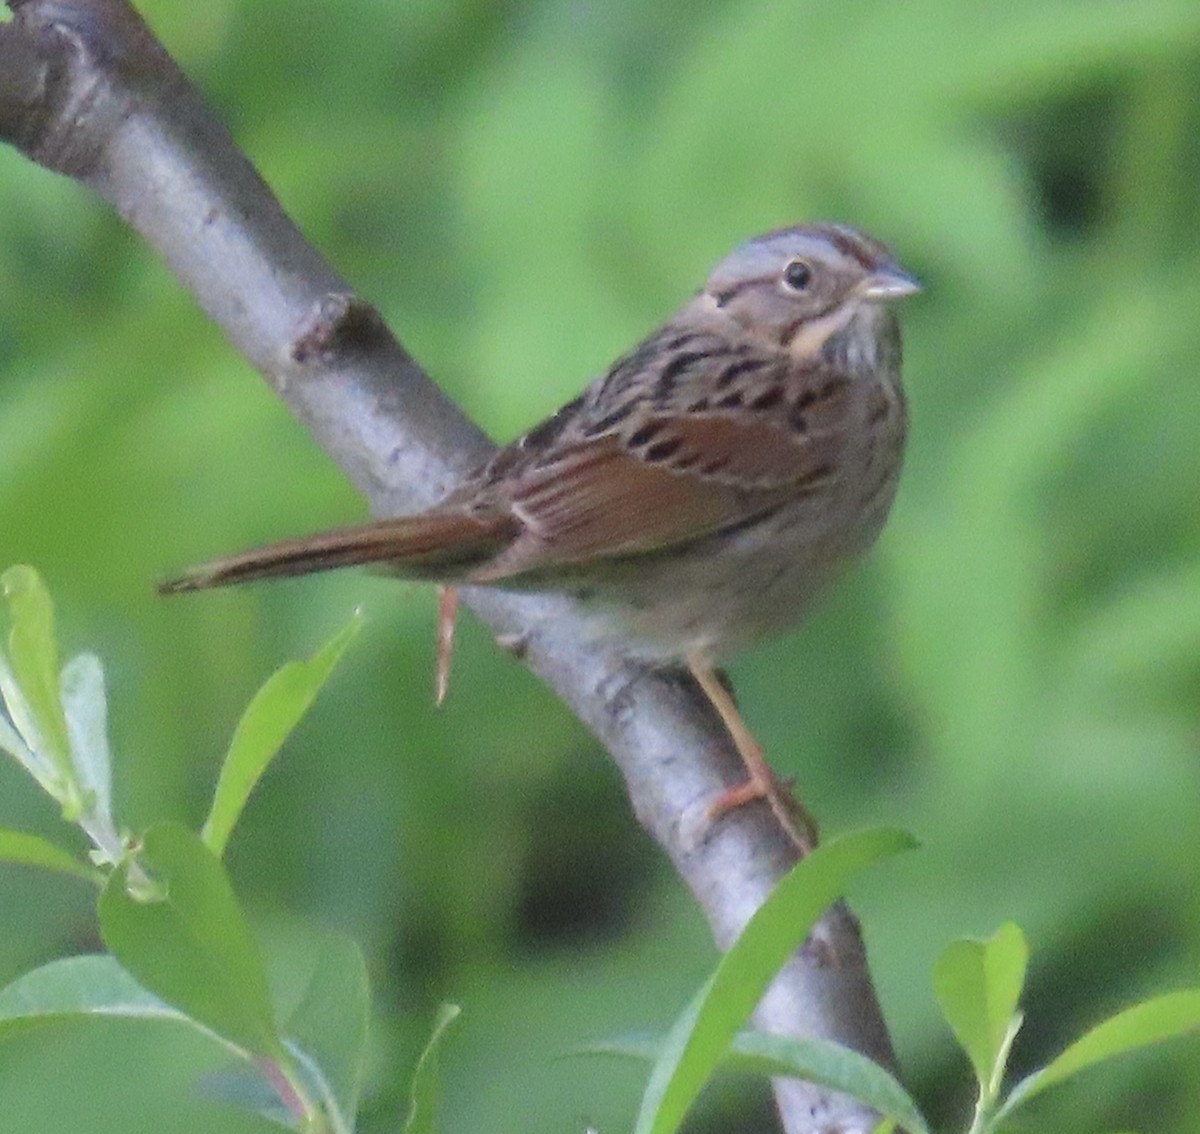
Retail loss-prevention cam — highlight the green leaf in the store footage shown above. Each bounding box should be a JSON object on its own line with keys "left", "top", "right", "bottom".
{"left": 0, "top": 565, "right": 74, "bottom": 794}
{"left": 0, "top": 709, "right": 33, "bottom": 769}
{"left": 99, "top": 822, "right": 282, "bottom": 1059}
{"left": 0, "top": 954, "right": 187, "bottom": 1039}
{"left": 60, "top": 653, "right": 114, "bottom": 830}
{"left": 284, "top": 934, "right": 371, "bottom": 1129}
{"left": 0, "top": 829, "right": 101, "bottom": 884}
{"left": 998, "top": 989, "right": 1200, "bottom": 1120}
{"left": 404, "top": 1002, "right": 461, "bottom": 1134}
{"left": 591, "top": 1029, "right": 928, "bottom": 1134}
{"left": 0, "top": 956, "right": 315, "bottom": 1129}
{"left": 933, "top": 922, "right": 1028, "bottom": 1091}
{"left": 635, "top": 827, "right": 917, "bottom": 1134}
{"left": 192, "top": 1064, "right": 292, "bottom": 1127}
{"left": 202, "top": 612, "right": 361, "bottom": 858}
{"left": 712, "top": 1031, "right": 928, "bottom": 1134}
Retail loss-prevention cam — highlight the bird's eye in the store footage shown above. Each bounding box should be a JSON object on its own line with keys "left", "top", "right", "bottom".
{"left": 782, "top": 260, "right": 812, "bottom": 291}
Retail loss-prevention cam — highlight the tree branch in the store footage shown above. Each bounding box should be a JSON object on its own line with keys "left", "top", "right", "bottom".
{"left": 0, "top": 2, "right": 897, "bottom": 1129}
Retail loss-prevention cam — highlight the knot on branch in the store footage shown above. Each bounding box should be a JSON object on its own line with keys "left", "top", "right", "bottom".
{"left": 291, "top": 292, "right": 391, "bottom": 365}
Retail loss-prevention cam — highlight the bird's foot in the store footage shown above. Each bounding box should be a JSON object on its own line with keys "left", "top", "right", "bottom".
{"left": 687, "top": 652, "right": 819, "bottom": 856}
{"left": 707, "top": 770, "right": 818, "bottom": 856}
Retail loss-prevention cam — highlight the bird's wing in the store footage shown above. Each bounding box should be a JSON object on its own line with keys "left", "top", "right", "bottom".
{"left": 469, "top": 364, "right": 854, "bottom": 581}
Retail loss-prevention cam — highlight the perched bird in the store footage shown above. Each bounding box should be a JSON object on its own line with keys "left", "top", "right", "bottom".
{"left": 162, "top": 224, "right": 919, "bottom": 851}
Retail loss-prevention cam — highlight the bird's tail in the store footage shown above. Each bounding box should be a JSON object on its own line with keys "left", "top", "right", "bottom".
{"left": 158, "top": 510, "right": 516, "bottom": 594}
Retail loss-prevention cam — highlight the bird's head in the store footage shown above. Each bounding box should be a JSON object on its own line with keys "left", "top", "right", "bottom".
{"left": 701, "top": 224, "right": 920, "bottom": 358}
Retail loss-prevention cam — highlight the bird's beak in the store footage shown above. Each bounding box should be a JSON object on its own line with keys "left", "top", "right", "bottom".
{"left": 858, "top": 264, "right": 922, "bottom": 300}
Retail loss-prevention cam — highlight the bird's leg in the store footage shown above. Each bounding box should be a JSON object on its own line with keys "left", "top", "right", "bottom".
{"left": 435, "top": 585, "right": 460, "bottom": 705}
{"left": 687, "top": 653, "right": 818, "bottom": 854}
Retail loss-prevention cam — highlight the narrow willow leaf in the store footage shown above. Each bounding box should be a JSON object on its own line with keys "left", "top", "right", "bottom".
{"left": 202, "top": 612, "right": 362, "bottom": 858}
{"left": 719, "top": 1031, "right": 927, "bottom": 1134}
{"left": 0, "top": 954, "right": 187, "bottom": 1037}
{"left": 0, "top": 956, "right": 307, "bottom": 1128}
{"left": 195, "top": 1064, "right": 292, "bottom": 1127}
{"left": 932, "top": 922, "right": 1027, "bottom": 1090}
{"left": 590, "top": 1029, "right": 928, "bottom": 1134}
{"left": 60, "top": 653, "right": 114, "bottom": 828}
{"left": 998, "top": 990, "right": 1200, "bottom": 1120}
{"left": 404, "top": 1003, "right": 462, "bottom": 1134}
{"left": 284, "top": 934, "right": 371, "bottom": 1129}
{"left": 0, "top": 566, "right": 72, "bottom": 786}
{"left": 99, "top": 822, "right": 282, "bottom": 1059}
{"left": 635, "top": 827, "right": 916, "bottom": 1134}
{"left": 0, "top": 829, "right": 101, "bottom": 884}
{"left": 0, "top": 709, "right": 33, "bottom": 769}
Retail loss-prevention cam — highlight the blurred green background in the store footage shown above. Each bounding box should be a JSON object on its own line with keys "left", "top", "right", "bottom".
{"left": 2, "top": 0, "right": 1199, "bottom": 1130}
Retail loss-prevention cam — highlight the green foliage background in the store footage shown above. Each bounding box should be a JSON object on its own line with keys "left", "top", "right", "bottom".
{"left": 2, "top": 0, "right": 1199, "bottom": 1130}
